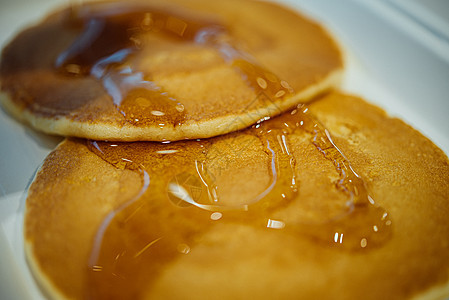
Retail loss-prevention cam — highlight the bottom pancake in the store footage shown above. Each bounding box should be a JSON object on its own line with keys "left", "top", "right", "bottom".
{"left": 24, "top": 92, "right": 449, "bottom": 299}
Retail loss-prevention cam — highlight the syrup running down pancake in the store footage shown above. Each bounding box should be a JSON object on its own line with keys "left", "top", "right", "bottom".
{"left": 24, "top": 92, "right": 449, "bottom": 300}
{"left": 0, "top": 0, "right": 343, "bottom": 141}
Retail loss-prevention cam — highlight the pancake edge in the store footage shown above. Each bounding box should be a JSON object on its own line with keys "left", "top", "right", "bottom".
{"left": 0, "top": 68, "right": 343, "bottom": 141}
{"left": 23, "top": 141, "right": 76, "bottom": 300}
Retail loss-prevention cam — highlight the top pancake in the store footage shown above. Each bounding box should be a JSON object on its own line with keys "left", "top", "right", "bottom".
{"left": 0, "top": 0, "right": 343, "bottom": 141}
{"left": 24, "top": 92, "right": 449, "bottom": 299}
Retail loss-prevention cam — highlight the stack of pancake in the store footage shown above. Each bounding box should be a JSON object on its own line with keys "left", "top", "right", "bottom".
{"left": 1, "top": 0, "right": 448, "bottom": 299}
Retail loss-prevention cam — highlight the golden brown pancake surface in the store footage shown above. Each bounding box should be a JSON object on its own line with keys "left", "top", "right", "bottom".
{"left": 0, "top": 0, "right": 343, "bottom": 141}
{"left": 24, "top": 92, "right": 449, "bottom": 299}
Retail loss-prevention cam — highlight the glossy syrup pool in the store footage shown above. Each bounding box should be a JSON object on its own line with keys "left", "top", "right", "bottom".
{"left": 56, "top": 2, "right": 293, "bottom": 127}
{"left": 85, "top": 104, "right": 392, "bottom": 299}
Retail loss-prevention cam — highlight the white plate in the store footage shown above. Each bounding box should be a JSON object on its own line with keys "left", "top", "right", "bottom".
{"left": 1, "top": 0, "right": 448, "bottom": 298}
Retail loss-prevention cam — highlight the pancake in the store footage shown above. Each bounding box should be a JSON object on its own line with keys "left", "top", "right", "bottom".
{"left": 0, "top": 0, "right": 343, "bottom": 142}
{"left": 24, "top": 92, "right": 449, "bottom": 299}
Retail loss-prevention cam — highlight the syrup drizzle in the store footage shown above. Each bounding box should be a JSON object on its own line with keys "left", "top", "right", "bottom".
{"left": 56, "top": 3, "right": 293, "bottom": 127}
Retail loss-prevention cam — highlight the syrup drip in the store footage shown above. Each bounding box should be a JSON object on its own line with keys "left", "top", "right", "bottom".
{"left": 194, "top": 27, "right": 294, "bottom": 101}
{"left": 85, "top": 105, "right": 392, "bottom": 298}
{"left": 56, "top": 3, "right": 293, "bottom": 126}
{"left": 280, "top": 105, "right": 392, "bottom": 248}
